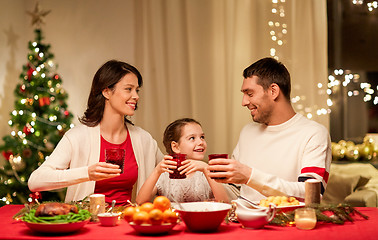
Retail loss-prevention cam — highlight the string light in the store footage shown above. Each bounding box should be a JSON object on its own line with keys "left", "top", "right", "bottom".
{"left": 327, "top": 69, "right": 377, "bottom": 105}
{"left": 268, "top": 0, "right": 287, "bottom": 60}
{"left": 353, "top": 0, "right": 378, "bottom": 11}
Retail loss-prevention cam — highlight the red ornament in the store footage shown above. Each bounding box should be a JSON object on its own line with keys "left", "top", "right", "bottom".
{"left": 29, "top": 192, "right": 42, "bottom": 203}
{"left": 38, "top": 96, "right": 51, "bottom": 106}
{"left": 27, "top": 64, "right": 34, "bottom": 81}
{"left": 54, "top": 74, "right": 59, "bottom": 80}
{"left": 64, "top": 110, "right": 69, "bottom": 116}
{"left": 19, "top": 84, "right": 26, "bottom": 93}
{"left": 23, "top": 124, "right": 32, "bottom": 135}
{"left": 1, "top": 150, "right": 13, "bottom": 161}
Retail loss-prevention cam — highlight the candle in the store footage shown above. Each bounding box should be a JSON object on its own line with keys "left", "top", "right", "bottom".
{"left": 295, "top": 208, "right": 317, "bottom": 230}
{"left": 295, "top": 217, "right": 317, "bottom": 230}
{"left": 305, "top": 179, "right": 321, "bottom": 205}
{"left": 89, "top": 194, "right": 105, "bottom": 221}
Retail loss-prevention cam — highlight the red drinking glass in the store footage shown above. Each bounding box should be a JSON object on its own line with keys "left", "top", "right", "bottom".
{"left": 208, "top": 154, "right": 228, "bottom": 179}
{"left": 169, "top": 153, "right": 187, "bottom": 179}
{"left": 105, "top": 148, "right": 125, "bottom": 174}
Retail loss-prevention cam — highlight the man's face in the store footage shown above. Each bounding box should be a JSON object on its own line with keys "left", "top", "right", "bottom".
{"left": 241, "top": 76, "right": 274, "bottom": 125}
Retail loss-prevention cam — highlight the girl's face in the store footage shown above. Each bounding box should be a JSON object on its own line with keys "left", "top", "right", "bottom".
{"left": 103, "top": 73, "right": 140, "bottom": 117}
{"left": 172, "top": 123, "right": 207, "bottom": 160}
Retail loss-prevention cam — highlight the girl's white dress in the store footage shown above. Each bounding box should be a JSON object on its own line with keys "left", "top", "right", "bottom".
{"left": 156, "top": 172, "right": 214, "bottom": 202}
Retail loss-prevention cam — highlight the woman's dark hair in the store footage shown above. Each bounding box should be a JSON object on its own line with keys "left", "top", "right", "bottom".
{"left": 163, "top": 118, "right": 201, "bottom": 155}
{"left": 79, "top": 60, "right": 143, "bottom": 126}
{"left": 243, "top": 57, "right": 291, "bottom": 101}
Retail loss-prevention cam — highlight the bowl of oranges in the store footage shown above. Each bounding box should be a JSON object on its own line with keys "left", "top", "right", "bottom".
{"left": 123, "top": 196, "right": 179, "bottom": 235}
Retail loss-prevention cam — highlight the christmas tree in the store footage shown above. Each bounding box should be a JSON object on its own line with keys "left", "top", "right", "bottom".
{"left": 0, "top": 3, "right": 74, "bottom": 206}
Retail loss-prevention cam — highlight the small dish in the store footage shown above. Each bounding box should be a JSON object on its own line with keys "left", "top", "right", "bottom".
{"left": 128, "top": 222, "right": 177, "bottom": 235}
{"left": 97, "top": 212, "right": 121, "bottom": 226}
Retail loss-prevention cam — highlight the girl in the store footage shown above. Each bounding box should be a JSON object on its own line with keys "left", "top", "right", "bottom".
{"left": 28, "top": 60, "right": 163, "bottom": 205}
{"left": 136, "top": 118, "right": 229, "bottom": 203}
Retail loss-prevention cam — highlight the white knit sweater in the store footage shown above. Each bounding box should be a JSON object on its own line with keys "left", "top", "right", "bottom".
{"left": 233, "top": 113, "right": 332, "bottom": 201}
{"left": 28, "top": 123, "right": 163, "bottom": 202}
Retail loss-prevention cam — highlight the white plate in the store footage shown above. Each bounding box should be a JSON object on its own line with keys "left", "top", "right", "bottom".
{"left": 255, "top": 201, "right": 305, "bottom": 212}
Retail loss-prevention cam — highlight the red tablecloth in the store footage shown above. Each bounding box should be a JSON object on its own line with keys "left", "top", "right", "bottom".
{"left": 0, "top": 205, "right": 377, "bottom": 240}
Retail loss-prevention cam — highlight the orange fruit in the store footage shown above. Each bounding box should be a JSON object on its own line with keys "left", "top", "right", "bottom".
{"left": 162, "top": 209, "right": 178, "bottom": 223}
{"left": 153, "top": 196, "right": 171, "bottom": 212}
{"left": 139, "top": 202, "right": 155, "bottom": 213}
{"left": 134, "top": 206, "right": 142, "bottom": 212}
{"left": 148, "top": 208, "right": 163, "bottom": 225}
{"left": 133, "top": 211, "right": 150, "bottom": 225}
{"left": 123, "top": 206, "right": 136, "bottom": 222}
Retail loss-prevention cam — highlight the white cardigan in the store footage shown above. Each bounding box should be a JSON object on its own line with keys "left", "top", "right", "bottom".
{"left": 28, "top": 123, "right": 163, "bottom": 202}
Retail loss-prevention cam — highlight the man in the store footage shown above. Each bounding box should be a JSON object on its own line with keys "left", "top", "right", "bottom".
{"left": 208, "top": 57, "right": 331, "bottom": 201}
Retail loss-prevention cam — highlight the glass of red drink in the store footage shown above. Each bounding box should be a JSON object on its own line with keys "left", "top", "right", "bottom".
{"left": 169, "top": 153, "right": 187, "bottom": 179}
{"left": 105, "top": 148, "right": 125, "bottom": 174}
{"left": 208, "top": 154, "right": 228, "bottom": 179}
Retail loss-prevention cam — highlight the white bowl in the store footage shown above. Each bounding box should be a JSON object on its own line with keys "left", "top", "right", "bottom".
{"left": 97, "top": 212, "right": 121, "bottom": 227}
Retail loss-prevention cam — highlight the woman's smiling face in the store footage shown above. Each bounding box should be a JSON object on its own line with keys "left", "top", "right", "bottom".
{"left": 104, "top": 73, "right": 140, "bottom": 117}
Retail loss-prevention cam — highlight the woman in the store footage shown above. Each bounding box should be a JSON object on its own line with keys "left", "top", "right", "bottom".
{"left": 28, "top": 60, "right": 163, "bottom": 205}
{"left": 136, "top": 118, "right": 229, "bottom": 204}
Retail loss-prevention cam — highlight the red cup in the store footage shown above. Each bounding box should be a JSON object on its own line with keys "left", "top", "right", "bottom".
{"left": 208, "top": 154, "right": 228, "bottom": 180}
{"left": 105, "top": 149, "right": 125, "bottom": 174}
{"left": 169, "top": 153, "right": 187, "bottom": 179}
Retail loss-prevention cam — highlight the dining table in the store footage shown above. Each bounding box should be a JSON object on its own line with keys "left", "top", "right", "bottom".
{"left": 0, "top": 205, "right": 377, "bottom": 240}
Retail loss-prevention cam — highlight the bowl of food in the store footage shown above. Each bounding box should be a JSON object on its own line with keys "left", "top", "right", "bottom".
{"left": 123, "top": 196, "right": 179, "bottom": 235}
{"left": 97, "top": 212, "right": 121, "bottom": 226}
{"left": 258, "top": 196, "right": 304, "bottom": 213}
{"left": 173, "top": 202, "right": 232, "bottom": 232}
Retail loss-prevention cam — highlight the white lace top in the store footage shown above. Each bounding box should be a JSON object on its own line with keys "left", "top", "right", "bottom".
{"left": 156, "top": 172, "right": 214, "bottom": 202}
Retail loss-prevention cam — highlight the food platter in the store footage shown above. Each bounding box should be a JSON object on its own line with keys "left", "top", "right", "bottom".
{"left": 23, "top": 219, "right": 90, "bottom": 234}
{"left": 128, "top": 222, "right": 177, "bottom": 235}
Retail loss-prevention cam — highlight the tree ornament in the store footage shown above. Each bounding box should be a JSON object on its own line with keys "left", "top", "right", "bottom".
{"left": 38, "top": 96, "right": 50, "bottom": 106}
{"left": 27, "top": 64, "right": 34, "bottom": 81}
{"left": 20, "top": 84, "right": 26, "bottom": 93}
{"left": 1, "top": 150, "right": 13, "bottom": 161}
{"left": 331, "top": 143, "right": 345, "bottom": 160}
{"left": 29, "top": 192, "right": 42, "bottom": 204}
{"left": 23, "top": 123, "right": 32, "bottom": 135}
{"left": 345, "top": 146, "right": 360, "bottom": 161}
{"left": 22, "top": 148, "right": 32, "bottom": 158}
{"left": 38, "top": 151, "right": 44, "bottom": 161}
{"left": 26, "top": 2, "right": 51, "bottom": 27}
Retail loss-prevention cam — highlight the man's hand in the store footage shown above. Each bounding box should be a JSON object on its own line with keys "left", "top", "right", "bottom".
{"left": 88, "top": 162, "right": 121, "bottom": 181}
{"left": 207, "top": 158, "right": 252, "bottom": 184}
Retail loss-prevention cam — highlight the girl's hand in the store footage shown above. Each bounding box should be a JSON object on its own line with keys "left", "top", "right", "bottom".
{"left": 157, "top": 155, "right": 177, "bottom": 174}
{"left": 178, "top": 159, "right": 208, "bottom": 175}
{"left": 88, "top": 162, "right": 121, "bottom": 181}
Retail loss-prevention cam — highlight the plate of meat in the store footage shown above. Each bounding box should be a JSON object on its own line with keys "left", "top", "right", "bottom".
{"left": 22, "top": 202, "right": 91, "bottom": 234}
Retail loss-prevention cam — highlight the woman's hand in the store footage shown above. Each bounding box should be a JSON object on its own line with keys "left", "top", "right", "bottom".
{"left": 88, "top": 162, "right": 121, "bottom": 181}
{"left": 178, "top": 160, "right": 208, "bottom": 175}
{"left": 157, "top": 155, "right": 177, "bottom": 174}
